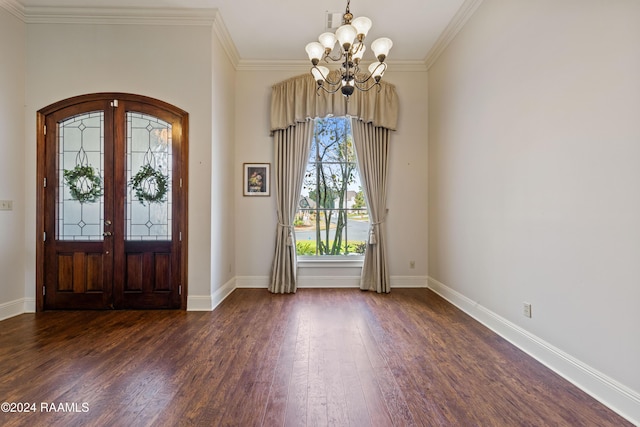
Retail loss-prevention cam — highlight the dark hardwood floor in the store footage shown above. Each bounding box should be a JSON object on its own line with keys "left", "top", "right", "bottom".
{"left": 0, "top": 288, "right": 631, "bottom": 426}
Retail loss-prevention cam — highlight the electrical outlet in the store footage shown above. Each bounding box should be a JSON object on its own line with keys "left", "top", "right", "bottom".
{"left": 409, "top": 260, "right": 415, "bottom": 269}
{"left": 523, "top": 302, "right": 532, "bottom": 318}
{"left": 0, "top": 200, "right": 13, "bottom": 211}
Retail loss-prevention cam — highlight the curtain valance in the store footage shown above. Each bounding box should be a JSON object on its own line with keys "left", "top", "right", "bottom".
{"left": 270, "top": 72, "right": 399, "bottom": 132}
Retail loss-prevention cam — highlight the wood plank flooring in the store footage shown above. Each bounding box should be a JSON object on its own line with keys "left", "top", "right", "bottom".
{"left": 0, "top": 288, "right": 632, "bottom": 426}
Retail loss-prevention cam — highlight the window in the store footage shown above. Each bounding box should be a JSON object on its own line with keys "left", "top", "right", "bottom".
{"left": 295, "top": 117, "right": 368, "bottom": 257}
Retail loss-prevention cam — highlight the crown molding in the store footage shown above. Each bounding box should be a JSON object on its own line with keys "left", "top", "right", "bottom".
{"left": 386, "top": 61, "right": 429, "bottom": 73}
{"left": 0, "top": 4, "right": 242, "bottom": 70}
{"left": 21, "top": 5, "right": 218, "bottom": 26}
{"left": 425, "top": 0, "right": 484, "bottom": 70}
{"left": 237, "top": 59, "right": 309, "bottom": 73}
{"left": 211, "top": 10, "right": 241, "bottom": 70}
{"left": 0, "top": 0, "right": 25, "bottom": 20}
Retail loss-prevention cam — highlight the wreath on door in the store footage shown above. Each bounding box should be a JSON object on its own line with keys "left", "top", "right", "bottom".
{"left": 63, "top": 133, "right": 103, "bottom": 203}
{"left": 64, "top": 164, "right": 103, "bottom": 203}
{"left": 129, "top": 129, "right": 169, "bottom": 205}
{"left": 130, "top": 163, "right": 168, "bottom": 205}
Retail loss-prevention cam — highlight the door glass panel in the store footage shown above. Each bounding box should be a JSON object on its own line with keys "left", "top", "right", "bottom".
{"left": 126, "top": 112, "right": 172, "bottom": 241}
{"left": 57, "top": 112, "right": 104, "bottom": 241}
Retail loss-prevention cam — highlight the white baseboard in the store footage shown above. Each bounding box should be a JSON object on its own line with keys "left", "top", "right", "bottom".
{"left": 187, "top": 277, "right": 235, "bottom": 311}
{"left": 427, "top": 276, "right": 640, "bottom": 426}
{"left": 23, "top": 297, "right": 35, "bottom": 313}
{"left": 235, "top": 276, "right": 270, "bottom": 288}
{"left": 236, "top": 275, "right": 428, "bottom": 289}
{"left": 391, "top": 275, "right": 428, "bottom": 288}
{"left": 0, "top": 298, "right": 27, "bottom": 321}
{"left": 237, "top": 275, "right": 362, "bottom": 289}
{"left": 299, "top": 276, "right": 360, "bottom": 288}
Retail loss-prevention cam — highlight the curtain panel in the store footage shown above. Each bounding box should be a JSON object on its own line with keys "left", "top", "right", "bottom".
{"left": 270, "top": 72, "right": 399, "bottom": 132}
{"left": 352, "top": 120, "right": 391, "bottom": 293}
{"left": 269, "top": 121, "right": 314, "bottom": 293}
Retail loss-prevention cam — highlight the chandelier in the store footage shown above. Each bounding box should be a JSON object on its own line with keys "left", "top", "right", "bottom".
{"left": 305, "top": 0, "right": 393, "bottom": 98}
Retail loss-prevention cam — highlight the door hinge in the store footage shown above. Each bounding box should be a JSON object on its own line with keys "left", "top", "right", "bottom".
{"left": 43, "top": 177, "right": 47, "bottom": 188}
{"left": 179, "top": 285, "right": 182, "bottom": 295}
{"left": 180, "top": 178, "right": 183, "bottom": 188}
{"left": 43, "top": 232, "right": 46, "bottom": 241}
{"left": 43, "top": 125, "right": 46, "bottom": 135}
{"left": 111, "top": 99, "right": 119, "bottom": 107}
{"left": 43, "top": 286, "right": 46, "bottom": 296}
{"left": 179, "top": 232, "right": 182, "bottom": 241}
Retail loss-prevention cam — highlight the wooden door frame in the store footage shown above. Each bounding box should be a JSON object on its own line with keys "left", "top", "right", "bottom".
{"left": 36, "top": 92, "right": 189, "bottom": 311}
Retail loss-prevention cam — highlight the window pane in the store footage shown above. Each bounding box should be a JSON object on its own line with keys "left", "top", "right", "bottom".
{"left": 295, "top": 117, "right": 367, "bottom": 257}
{"left": 126, "top": 112, "right": 172, "bottom": 241}
{"left": 57, "top": 111, "right": 104, "bottom": 241}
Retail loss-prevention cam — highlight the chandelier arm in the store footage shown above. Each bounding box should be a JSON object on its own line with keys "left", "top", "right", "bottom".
{"left": 316, "top": 83, "right": 344, "bottom": 96}
{"left": 352, "top": 61, "right": 387, "bottom": 84}
{"left": 324, "top": 51, "right": 346, "bottom": 63}
{"left": 353, "top": 73, "right": 375, "bottom": 85}
{"left": 352, "top": 80, "right": 382, "bottom": 93}
{"left": 311, "top": 65, "right": 343, "bottom": 86}
{"left": 351, "top": 42, "right": 365, "bottom": 56}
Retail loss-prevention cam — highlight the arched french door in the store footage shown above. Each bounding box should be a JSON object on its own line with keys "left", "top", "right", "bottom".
{"left": 36, "top": 93, "right": 188, "bottom": 310}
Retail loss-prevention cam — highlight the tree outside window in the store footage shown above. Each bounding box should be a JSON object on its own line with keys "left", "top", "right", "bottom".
{"left": 295, "top": 117, "right": 368, "bottom": 256}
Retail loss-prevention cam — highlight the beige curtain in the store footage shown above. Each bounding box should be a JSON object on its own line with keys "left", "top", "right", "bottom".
{"left": 269, "top": 72, "right": 398, "bottom": 293}
{"left": 269, "top": 121, "right": 313, "bottom": 293}
{"left": 352, "top": 119, "right": 391, "bottom": 293}
{"left": 270, "top": 72, "right": 399, "bottom": 133}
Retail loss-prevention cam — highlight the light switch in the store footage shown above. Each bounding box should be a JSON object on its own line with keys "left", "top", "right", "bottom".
{"left": 0, "top": 200, "right": 13, "bottom": 211}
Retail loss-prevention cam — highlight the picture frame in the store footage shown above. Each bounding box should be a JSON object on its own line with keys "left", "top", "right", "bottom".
{"left": 243, "top": 163, "right": 270, "bottom": 196}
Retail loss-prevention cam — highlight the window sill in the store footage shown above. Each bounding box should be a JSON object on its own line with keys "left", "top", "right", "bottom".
{"left": 297, "top": 256, "right": 364, "bottom": 268}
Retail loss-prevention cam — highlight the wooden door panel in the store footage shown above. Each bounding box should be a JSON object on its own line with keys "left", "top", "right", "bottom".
{"left": 154, "top": 253, "right": 172, "bottom": 291}
{"left": 124, "top": 252, "right": 173, "bottom": 292}
{"left": 45, "top": 247, "right": 111, "bottom": 310}
{"left": 56, "top": 254, "right": 74, "bottom": 291}
{"left": 120, "top": 241, "right": 178, "bottom": 308}
{"left": 86, "top": 253, "right": 105, "bottom": 291}
{"left": 123, "top": 252, "right": 171, "bottom": 292}
{"left": 125, "top": 253, "right": 145, "bottom": 292}
{"left": 45, "top": 255, "right": 111, "bottom": 310}
{"left": 72, "top": 253, "right": 86, "bottom": 293}
{"left": 55, "top": 252, "right": 105, "bottom": 293}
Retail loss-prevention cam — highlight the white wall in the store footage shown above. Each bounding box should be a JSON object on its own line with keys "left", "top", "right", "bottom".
{"left": 23, "top": 21, "right": 217, "bottom": 307}
{"left": 208, "top": 21, "right": 237, "bottom": 304}
{"left": 0, "top": 7, "right": 27, "bottom": 319}
{"left": 234, "top": 68, "right": 429, "bottom": 285}
{"left": 234, "top": 69, "right": 277, "bottom": 281}
{"left": 429, "top": 0, "right": 640, "bottom": 420}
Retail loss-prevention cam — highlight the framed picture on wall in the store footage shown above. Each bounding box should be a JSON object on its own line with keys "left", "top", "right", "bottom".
{"left": 243, "top": 163, "right": 270, "bottom": 196}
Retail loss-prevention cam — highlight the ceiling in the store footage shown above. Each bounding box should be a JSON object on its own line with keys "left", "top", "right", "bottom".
{"left": 14, "top": 0, "right": 468, "bottom": 63}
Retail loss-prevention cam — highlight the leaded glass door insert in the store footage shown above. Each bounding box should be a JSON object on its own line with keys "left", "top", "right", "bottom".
{"left": 126, "top": 112, "right": 172, "bottom": 241}
{"left": 57, "top": 111, "right": 105, "bottom": 241}
{"left": 38, "top": 93, "right": 188, "bottom": 311}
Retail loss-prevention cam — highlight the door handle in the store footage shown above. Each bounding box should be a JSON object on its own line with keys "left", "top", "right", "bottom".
{"left": 103, "top": 231, "right": 112, "bottom": 236}
{"left": 105, "top": 220, "right": 112, "bottom": 226}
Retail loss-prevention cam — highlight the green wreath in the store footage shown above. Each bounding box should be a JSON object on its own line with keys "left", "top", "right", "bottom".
{"left": 130, "top": 164, "right": 168, "bottom": 205}
{"left": 63, "top": 164, "right": 103, "bottom": 203}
